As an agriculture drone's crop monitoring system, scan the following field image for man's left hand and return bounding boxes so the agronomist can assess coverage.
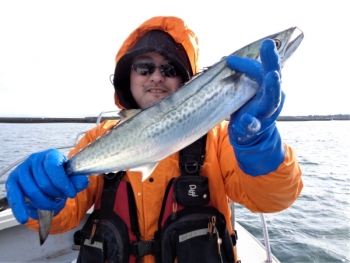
[226,39,285,176]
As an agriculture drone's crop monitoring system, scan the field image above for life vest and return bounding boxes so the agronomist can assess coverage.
[75,136,239,263]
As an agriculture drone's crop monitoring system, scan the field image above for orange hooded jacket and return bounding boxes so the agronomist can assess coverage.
[27,16,303,263]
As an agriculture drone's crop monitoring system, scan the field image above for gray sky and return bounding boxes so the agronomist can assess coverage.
[0,0,349,117]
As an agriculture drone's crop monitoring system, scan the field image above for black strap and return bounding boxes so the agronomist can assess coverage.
[126,182,141,240]
[101,171,125,212]
[179,135,207,176]
[231,230,238,246]
[130,239,160,257]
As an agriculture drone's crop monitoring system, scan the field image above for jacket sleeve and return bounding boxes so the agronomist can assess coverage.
[26,120,118,234]
[219,122,303,213]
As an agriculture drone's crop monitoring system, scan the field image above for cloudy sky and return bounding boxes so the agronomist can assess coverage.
[0,0,348,117]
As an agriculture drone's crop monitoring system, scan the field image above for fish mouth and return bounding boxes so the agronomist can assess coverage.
[280,27,304,64]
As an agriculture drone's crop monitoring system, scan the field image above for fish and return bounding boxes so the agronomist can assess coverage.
[65,27,304,180]
[10,27,304,245]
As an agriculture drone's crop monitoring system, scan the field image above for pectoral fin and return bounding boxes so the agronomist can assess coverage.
[129,162,159,182]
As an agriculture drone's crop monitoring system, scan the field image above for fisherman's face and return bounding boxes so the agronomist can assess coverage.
[130,52,183,109]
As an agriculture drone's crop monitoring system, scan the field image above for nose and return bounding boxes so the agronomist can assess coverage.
[149,67,165,83]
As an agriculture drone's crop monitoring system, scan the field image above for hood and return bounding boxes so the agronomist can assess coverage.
[113,16,199,109]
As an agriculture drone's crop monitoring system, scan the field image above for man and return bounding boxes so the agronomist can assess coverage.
[6,16,303,262]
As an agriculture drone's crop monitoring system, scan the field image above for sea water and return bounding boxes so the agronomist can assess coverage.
[0,121,349,262]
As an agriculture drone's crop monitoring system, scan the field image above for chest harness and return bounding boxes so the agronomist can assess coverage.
[75,135,239,263]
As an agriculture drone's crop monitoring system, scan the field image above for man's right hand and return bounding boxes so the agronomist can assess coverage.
[5,149,89,224]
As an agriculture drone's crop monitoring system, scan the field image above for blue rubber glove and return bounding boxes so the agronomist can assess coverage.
[226,39,285,176]
[5,149,89,224]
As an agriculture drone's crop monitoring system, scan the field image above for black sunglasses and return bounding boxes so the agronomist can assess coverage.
[132,61,179,78]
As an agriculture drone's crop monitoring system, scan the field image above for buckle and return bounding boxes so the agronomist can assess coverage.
[180,154,204,174]
[131,240,156,257]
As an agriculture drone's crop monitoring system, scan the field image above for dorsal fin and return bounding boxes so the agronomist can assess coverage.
[117,109,141,124]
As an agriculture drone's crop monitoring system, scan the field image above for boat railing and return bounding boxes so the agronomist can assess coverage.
[95,110,120,124]
[260,213,273,263]
[0,131,86,179]
[230,200,273,263]
[0,110,274,263]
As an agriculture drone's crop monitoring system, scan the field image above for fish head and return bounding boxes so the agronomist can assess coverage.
[229,27,304,65]
[265,27,304,67]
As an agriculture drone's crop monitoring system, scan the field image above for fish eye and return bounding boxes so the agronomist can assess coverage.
[273,39,282,49]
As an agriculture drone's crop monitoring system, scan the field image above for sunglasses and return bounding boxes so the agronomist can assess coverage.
[132,61,179,78]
